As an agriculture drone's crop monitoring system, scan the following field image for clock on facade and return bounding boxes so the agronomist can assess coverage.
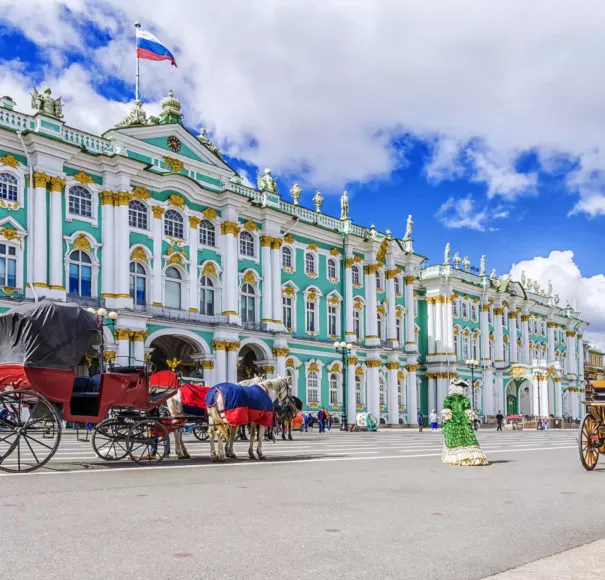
[167,135,181,153]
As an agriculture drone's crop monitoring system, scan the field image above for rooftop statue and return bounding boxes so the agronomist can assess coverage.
[547,280,553,296]
[257,168,278,194]
[31,87,63,119]
[444,242,451,264]
[367,224,378,241]
[462,255,470,272]
[198,128,223,159]
[116,100,150,128]
[521,270,526,286]
[403,214,413,241]
[290,182,301,205]
[490,269,497,280]
[340,190,349,219]
[453,251,461,269]
[480,255,486,276]
[313,190,324,213]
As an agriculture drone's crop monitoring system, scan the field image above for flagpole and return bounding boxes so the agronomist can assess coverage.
[134,21,141,102]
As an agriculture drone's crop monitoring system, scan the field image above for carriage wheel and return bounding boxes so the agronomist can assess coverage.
[579,413,600,471]
[192,425,209,441]
[0,390,61,473]
[92,419,131,461]
[127,419,170,465]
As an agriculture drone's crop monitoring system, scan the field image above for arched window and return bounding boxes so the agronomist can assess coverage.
[283,294,293,330]
[329,373,339,405]
[352,265,361,286]
[0,243,17,287]
[199,220,215,247]
[241,283,256,323]
[286,367,297,397]
[470,304,478,322]
[307,371,319,404]
[164,210,183,238]
[305,252,316,275]
[282,246,292,269]
[355,375,363,405]
[462,333,470,360]
[328,303,338,336]
[128,200,148,230]
[239,231,255,257]
[68,250,92,296]
[200,276,215,315]
[379,375,386,406]
[305,295,316,333]
[398,379,406,408]
[453,298,459,317]
[68,186,92,218]
[129,262,146,305]
[165,267,181,309]
[394,276,401,295]
[0,172,18,201]
[454,331,460,359]
[461,301,468,319]
[327,258,337,280]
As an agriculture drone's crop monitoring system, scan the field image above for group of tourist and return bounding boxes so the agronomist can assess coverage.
[303,408,333,433]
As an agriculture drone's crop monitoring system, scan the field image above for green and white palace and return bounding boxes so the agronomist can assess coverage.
[0,88,588,424]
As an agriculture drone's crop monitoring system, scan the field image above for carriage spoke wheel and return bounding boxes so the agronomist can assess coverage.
[192,425,209,441]
[0,390,61,473]
[127,419,170,465]
[92,419,131,461]
[579,413,600,471]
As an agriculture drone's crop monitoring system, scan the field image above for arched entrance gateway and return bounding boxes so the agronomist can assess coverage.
[145,330,210,380]
[236,340,274,382]
[505,377,533,416]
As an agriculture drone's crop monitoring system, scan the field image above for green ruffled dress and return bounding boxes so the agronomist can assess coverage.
[441,394,488,466]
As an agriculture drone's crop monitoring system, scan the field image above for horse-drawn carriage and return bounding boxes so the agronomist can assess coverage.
[579,380,605,471]
[0,301,210,473]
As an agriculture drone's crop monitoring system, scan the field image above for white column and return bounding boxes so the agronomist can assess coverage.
[480,304,490,364]
[345,259,354,340]
[578,334,585,381]
[555,379,563,418]
[260,236,273,323]
[366,360,380,418]
[386,270,397,343]
[133,331,145,365]
[273,347,288,378]
[547,322,556,364]
[427,298,435,355]
[364,264,378,343]
[202,361,215,387]
[100,191,115,299]
[491,373,502,416]
[48,177,66,294]
[188,217,200,311]
[483,368,494,413]
[434,298,443,354]
[114,192,132,308]
[115,329,131,366]
[152,207,164,306]
[494,307,504,363]
[445,295,454,355]
[404,275,416,352]
[509,313,518,363]
[428,374,436,413]
[387,361,399,425]
[213,341,227,384]
[521,314,530,365]
[406,364,418,425]
[226,343,238,383]
[347,359,357,424]
[32,172,49,292]
[436,375,448,411]
[271,238,282,324]
[220,221,240,321]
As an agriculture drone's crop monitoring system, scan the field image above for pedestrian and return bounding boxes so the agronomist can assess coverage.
[318,408,326,433]
[496,410,504,431]
[417,410,424,432]
[326,409,332,432]
[429,409,438,431]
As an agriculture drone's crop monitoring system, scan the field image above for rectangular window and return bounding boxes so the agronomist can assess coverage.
[355,377,362,405]
[329,377,338,405]
[283,297,292,330]
[396,318,402,343]
[354,310,361,340]
[306,301,316,333]
[0,244,17,288]
[328,305,337,336]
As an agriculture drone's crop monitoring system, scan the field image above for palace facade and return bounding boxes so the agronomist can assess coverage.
[0,89,588,423]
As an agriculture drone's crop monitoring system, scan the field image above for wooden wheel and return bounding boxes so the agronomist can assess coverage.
[92,419,131,461]
[579,413,601,471]
[127,418,170,465]
[0,390,62,473]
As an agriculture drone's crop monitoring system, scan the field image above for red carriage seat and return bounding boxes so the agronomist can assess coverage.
[149,370,178,392]
[180,383,210,416]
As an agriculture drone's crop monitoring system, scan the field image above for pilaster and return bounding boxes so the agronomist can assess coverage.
[212,340,227,384]
[48,175,66,299]
[365,357,381,418]
[220,219,241,324]
[386,358,399,425]
[151,206,165,307]
[509,311,519,363]
[188,216,200,312]
[260,235,273,324]
[364,262,379,346]
[32,172,50,294]
[404,274,417,353]
[270,237,283,328]
[406,363,419,425]
[344,257,355,341]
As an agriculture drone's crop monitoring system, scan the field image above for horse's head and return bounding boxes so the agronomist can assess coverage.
[263,375,292,403]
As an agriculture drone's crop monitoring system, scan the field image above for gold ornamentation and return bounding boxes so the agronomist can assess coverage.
[376,237,389,263]
[0,227,21,242]
[284,234,295,244]
[397,371,405,381]
[578,333,583,340]
[33,172,50,188]
[566,330,576,337]
[130,246,148,263]
[72,233,91,251]
[306,271,318,279]
[386,362,399,370]
[163,156,185,173]
[243,219,258,232]
[260,365,275,374]
[353,299,363,311]
[273,347,290,357]
[212,341,227,351]
[0,153,20,168]
[344,258,355,268]
[0,200,19,211]
[494,307,504,316]
[201,360,215,370]
[49,176,65,192]
[366,360,381,368]
[132,186,151,199]
[404,275,416,284]
[386,268,401,280]
[354,255,363,263]
[168,194,185,208]
[104,351,116,362]
[243,270,256,285]
[202,262,217,277]
[260,235,273,247]
[114,328,133,341]
[307,243,318,251]
[166,357,182,371]
[520,314,530,322]
[364,263,380,275]
[355,366,365,376]
[220,221,241,236]
[330,248,340,256]
[152,206,165,219]
[348,357,359,366]
[282,286,295,297]
[270,238,283,250]
[100,191,114,205]
[2,286,15,295]
[406,364,419,372]
[32,282,48,288]
[306,289,317,301]
[377,304,386,315]
[115,191,131,206]
[225,342,240,352]
[167,253,183,265]
[202,207,218,220]
[189,216,201,229]
[286,358,296,368]
[73,171,94,185]
[328,295,340,305]
[133,331,148,342]
[308,361,320,373]
[328,277,338,285]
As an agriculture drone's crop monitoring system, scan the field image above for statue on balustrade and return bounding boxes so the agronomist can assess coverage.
[257,168,278,194]
[31,87,63,119]
[340,190,349,219]
[403,214,413,241]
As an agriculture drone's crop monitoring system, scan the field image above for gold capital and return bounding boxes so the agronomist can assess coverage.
[404,275,416,284]
[365,360,381,368]
[212,340,227,351]
[220,221,241,236]
[100,191,115,205]
[115,191,131,206]
[272,347,290,357]
[406,364,419,372]
[33,172,50,188]
[189,215,201,229]
[386,361,399,370]
[152,206,166,219]
[225,342,240,352]
[260,235,273,248]
[271,238,283,250]
[201,360,215,370]
[49,176,65,192]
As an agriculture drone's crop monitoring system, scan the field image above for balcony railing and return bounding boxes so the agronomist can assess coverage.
[132,304,227,325]
[66,294,106,308]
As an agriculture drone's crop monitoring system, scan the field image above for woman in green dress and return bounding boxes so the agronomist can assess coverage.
[441,378,488,466]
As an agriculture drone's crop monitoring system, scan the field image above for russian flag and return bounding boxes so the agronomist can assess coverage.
[136,29,177,67]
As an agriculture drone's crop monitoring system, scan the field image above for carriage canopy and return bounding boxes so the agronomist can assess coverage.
[0,300,99,370]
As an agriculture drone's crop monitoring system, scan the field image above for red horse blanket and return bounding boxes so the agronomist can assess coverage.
[205,382,273,427]
[180,383,211,416]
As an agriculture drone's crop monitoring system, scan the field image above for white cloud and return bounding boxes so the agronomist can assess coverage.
[509,251,605,350]
[435,195,509,231]
[3,0,605,205]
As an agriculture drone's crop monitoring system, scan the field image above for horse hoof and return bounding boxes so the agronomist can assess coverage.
[248,452,256,460]
[211,455,218,463]
[258,454,267,461]
[288,436,293,441]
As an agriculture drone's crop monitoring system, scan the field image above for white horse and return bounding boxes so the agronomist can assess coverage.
[238,375,292,460]
[165,390,192,460]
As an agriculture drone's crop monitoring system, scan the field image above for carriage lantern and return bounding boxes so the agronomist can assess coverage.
[87,307,118,371]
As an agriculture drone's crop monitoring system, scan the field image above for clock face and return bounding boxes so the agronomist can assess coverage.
[167,136,181,153]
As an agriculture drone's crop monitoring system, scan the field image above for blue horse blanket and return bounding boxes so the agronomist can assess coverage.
[205,382,274,427]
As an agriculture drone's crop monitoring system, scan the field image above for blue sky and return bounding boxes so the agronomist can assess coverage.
[1,1,604,346]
